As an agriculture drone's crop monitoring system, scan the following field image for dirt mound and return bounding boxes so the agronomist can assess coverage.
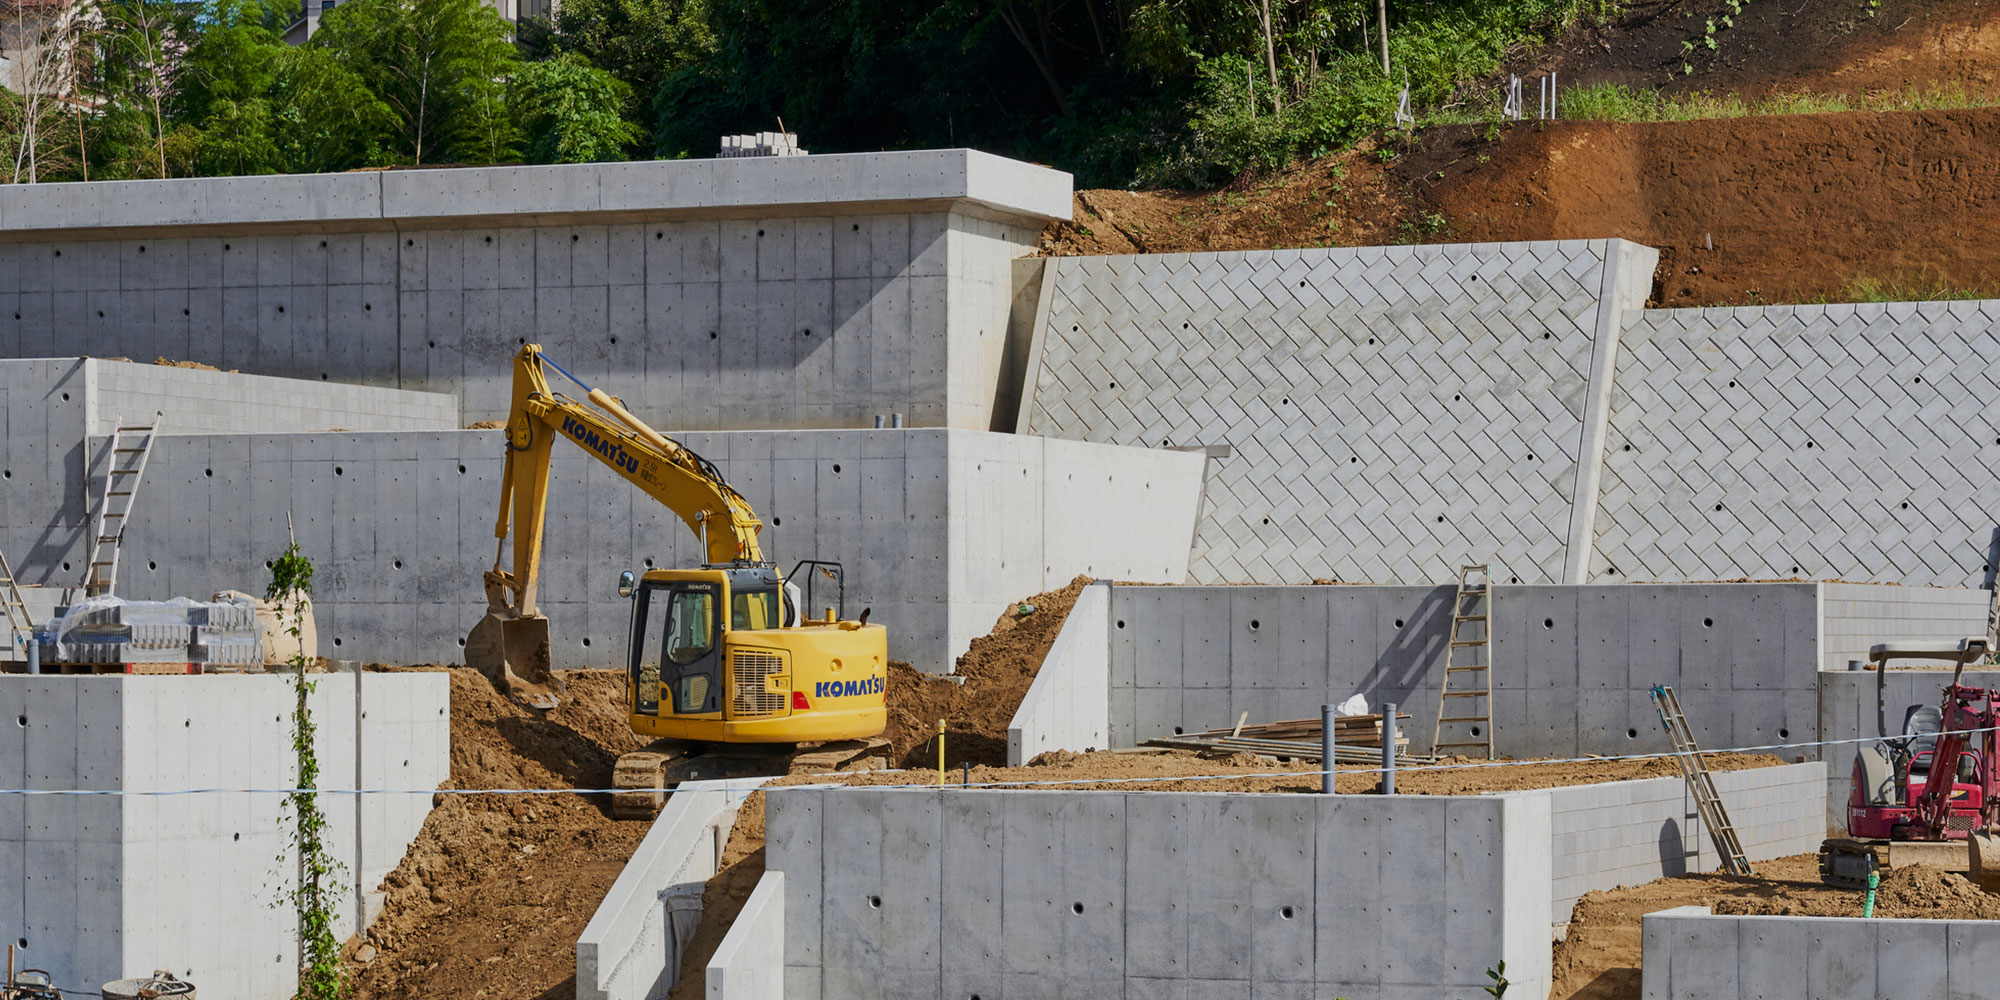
[1520,0,2000,100]
[349,667,648,1000]
[1552,853,2000,1000]
[882,575,1093,768]
[1038,146,1419,258]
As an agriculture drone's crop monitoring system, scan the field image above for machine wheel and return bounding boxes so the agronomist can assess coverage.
[612,752,671,820]
[1819,838,1884,889]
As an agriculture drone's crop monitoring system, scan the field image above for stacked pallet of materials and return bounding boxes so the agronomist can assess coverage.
[33,596,263,673]
[1141,712,1427,764]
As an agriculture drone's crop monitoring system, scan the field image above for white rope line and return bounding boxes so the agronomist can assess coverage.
[0,724,1984,797]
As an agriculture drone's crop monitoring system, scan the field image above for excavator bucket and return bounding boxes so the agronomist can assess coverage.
[1971,830,2000,893]
[466,608,564,710]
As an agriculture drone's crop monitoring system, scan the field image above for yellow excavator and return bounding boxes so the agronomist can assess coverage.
[467,344,888,816]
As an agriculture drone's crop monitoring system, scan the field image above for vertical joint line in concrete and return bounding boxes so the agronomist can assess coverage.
[1560,239,1633,585]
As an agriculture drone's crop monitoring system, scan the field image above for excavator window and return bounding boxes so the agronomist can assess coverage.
[629,581,721,716]
[733,587,781,631]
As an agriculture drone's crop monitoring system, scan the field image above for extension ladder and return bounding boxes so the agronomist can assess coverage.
[1649,684,1753,876]
[81,412,163,599]
[1433,564,1494,758]
[0,546,33,655]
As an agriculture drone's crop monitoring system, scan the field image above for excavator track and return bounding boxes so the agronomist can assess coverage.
[609,737,891,820]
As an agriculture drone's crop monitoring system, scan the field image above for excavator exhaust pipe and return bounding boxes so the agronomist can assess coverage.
[466,609,564,710]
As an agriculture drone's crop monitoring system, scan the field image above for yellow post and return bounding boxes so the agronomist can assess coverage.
[937,719,946,786]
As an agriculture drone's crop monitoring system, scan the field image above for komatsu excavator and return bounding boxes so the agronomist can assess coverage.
[467,345,888,817]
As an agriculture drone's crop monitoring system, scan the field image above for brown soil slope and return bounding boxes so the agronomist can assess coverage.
[1408,109,2000,303]
[350,668,648,1000]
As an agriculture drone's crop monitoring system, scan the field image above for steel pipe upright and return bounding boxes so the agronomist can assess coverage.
[1381,701,1397,795]
[1321,704,1336,794]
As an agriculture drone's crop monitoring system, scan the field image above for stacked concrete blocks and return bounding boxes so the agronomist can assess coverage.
[1640,906,2000,1000]
[765,786,1555,1000]
[1529,763,1826,926]
[1819,582,1990,670]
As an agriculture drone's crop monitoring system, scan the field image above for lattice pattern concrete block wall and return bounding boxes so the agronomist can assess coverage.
[1023,240,1656,585]
[1596,301,2000,588]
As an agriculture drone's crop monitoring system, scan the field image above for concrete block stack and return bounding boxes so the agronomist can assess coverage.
[34,595,263,671]
[717,132,807,157]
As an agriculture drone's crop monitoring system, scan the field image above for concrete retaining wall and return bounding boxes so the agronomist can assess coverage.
[1532,763,1826,926]
[1639,905,2000,999]
[765,786,1555,1000]
[1820,582,1989,670]
[4,407,1203,670]
[577,778,767,1000]
[0,153,1071,431]
[706,871,784,1000]
[0,671,448,1000]
[1106,582,1821,757]
[82,357,459,435]
[1005,581,1110,765]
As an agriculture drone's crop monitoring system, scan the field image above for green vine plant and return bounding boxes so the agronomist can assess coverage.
[266,540,346,1000]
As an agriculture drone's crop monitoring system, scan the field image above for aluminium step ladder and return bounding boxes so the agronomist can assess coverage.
[1649,684,1753,876]
[0,546,33,658]
[81,412,163,599]
[1433,564,1494,758]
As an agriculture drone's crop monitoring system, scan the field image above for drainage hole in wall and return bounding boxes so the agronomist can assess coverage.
[428,341,436,348]
[1703,618,1714,628]
[709,331,717,339]
[610,336,617,344]
[1249,620,1260,631]
[1108,382,1117,389]
[184,720,190,728]
[1780,728,1790,739]
[1367,338,1375,344]
[1542,618,1554,630]
[332,638,342,647]
[1471,726,1482,737]
[1436,515,1444,523]
[406,239,413,247]
[867,896,882,909]
[1806,441,1815,448]
[457,465,466,474]
[265,560,274,569]
[17,939,25,950]
[1627,728,1638,739]
[1071,902,1084,915]
[1350,457,1358,464]
[365,303,373,311]
[61,562,69,572]
[52,250,60,257]
[60,393,67,401]
[1281,397,1290,405]
[655,232,662,239]
[1728,380,1737,388]
[1279,906,1294,920]
[644,558,655,568]
[1298,280,1306,288]
[1116,620,1125,629]
[320,374,328,381]
[1172,727,1184,735]
[96,311,103,318]
[801,329,811,337]
[1453,395,1461,402]
[582,638,592,648]
[1262,518,1270,525]
[1902,502,1910,509]
[334,467,343,476]
[457,638,466,647]
[832,464,841,473]
[853,224,861,231]
[571,234,579,242]
[1791,566,1800,573]
[233,832,240,841]
[1393,618,1405,628]
[15,716,24,728]
[772,517,783,527]
[757,229,765,237]
[1915,376,1923,384]
[139,246,147,253]
[1623,444,1632,451]
[1714,504,1723,512]
[147,561,156,571]
[393,559,403,570]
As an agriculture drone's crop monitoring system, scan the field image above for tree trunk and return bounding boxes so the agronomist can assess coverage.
[1376,0,1390,75]
[997,3,1069,117]
[1257,0,1280,113]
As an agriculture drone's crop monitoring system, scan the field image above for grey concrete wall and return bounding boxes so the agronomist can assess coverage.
[1006,581,1110,765]
[0,154,1071,432]
[1106,582,1821,757]
[1640,906,2000,999]
[1533,763,1825,927]
[765,786,1554,1000]
[1820,581,1989,670]
[0,671,448,1000]
[4,427,1199,672]
[1020,239,1659,585]
[706,871,785,1000]
[1596,301,2000,589]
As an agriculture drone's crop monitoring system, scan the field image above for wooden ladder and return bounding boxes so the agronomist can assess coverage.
[1649,684,1753,876]
[82,412,163,599]
[0,546,33,657]
[1432,564,1494,758]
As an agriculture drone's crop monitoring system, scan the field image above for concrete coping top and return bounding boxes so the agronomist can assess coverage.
[0,149,1074,239]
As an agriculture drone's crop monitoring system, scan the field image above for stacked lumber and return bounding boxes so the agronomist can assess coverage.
[1143,712,1430,765]
[1186,713,1410,751]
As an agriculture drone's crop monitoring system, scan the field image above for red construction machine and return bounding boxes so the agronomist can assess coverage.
[1819,637,2000,888]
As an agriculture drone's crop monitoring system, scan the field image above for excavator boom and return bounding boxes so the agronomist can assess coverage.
[469,345,769,707]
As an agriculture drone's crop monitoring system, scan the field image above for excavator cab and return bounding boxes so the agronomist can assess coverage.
[623,565,886,744]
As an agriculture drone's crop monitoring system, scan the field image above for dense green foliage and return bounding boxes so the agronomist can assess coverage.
[0,0,1625,186]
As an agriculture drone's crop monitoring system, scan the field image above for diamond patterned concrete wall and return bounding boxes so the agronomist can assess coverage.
[1595,302,2000,588]
[1024,240,1653,584]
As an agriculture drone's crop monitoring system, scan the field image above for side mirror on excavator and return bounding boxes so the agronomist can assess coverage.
[618,570,636,598]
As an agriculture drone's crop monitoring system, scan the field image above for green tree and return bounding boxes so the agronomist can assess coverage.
[540,0,713,123]
[91,0,200,178]
[311,0,521,164]
[511,53,640,162]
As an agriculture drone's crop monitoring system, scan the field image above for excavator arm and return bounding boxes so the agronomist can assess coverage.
[469,344,768,706]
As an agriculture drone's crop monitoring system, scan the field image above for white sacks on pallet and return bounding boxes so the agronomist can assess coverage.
[35,595,267,669]
[213,589,318,667]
